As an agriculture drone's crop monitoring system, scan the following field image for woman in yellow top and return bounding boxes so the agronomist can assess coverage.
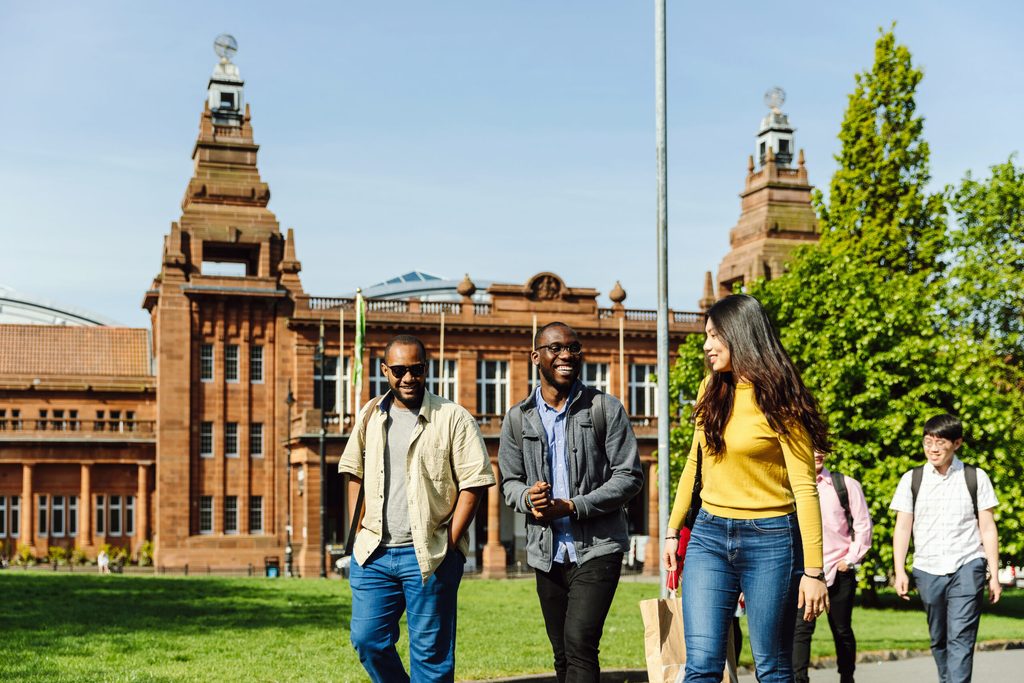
[664,294,830,683]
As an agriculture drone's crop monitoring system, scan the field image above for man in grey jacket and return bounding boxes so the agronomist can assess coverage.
[499,321,643,683]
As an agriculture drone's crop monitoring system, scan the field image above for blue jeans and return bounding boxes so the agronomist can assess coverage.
[349,545,465,683]
[682,509,803,682]
[913,557,987,683]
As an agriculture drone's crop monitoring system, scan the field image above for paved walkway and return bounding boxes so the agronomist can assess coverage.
[738,648,1024,682]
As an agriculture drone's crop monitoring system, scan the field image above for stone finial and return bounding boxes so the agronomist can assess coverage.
[456,273,477,298]
[766,145,776,163]
[609,280,627,304]
[747,155,755,174]
[281,227,302,274]
[699,271,716,311]
[798,148,805,168]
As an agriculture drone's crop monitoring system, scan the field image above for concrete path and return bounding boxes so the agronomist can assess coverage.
[738,648,1024,682]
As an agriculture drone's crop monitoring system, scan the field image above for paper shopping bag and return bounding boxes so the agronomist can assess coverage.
[639,593,686,683]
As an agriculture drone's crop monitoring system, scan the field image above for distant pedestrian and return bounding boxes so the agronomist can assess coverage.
[339,334,495,683]
[793,451,873,683]
[499,321,643,683]
[97,549,110,575]
[890,413,1001,683]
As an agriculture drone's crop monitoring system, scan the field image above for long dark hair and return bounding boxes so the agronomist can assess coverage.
[694,294,830,456]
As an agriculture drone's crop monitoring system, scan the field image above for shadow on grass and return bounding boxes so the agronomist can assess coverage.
[0,571,351,637]
[863,587,1024,619]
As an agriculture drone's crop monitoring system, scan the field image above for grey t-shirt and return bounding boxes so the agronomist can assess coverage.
[382,402,419,546]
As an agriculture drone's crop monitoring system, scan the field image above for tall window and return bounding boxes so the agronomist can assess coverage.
[249,496,263,534]
[249,423,263,458]
[0,408,6,431]
[52,409,65,431]
[68,496,78,537]
[200,344,214,382]
[200,422,214,458]
[95,495,105,535]
[224,496,238,534]
[427,359,458,400]
[52,495,65,537]
[583,362,610,392]
[199,496,213,535]
[369,356,389,399]
[313,355,338,411]
[0,496,6,537]
[225,345,239,382]
[38,495,48,536]
[477,360,509,415]
[629,363,658,417]
[125,496,135,536]
[9,496,18,537]
[250,345,264,383]
[225,423,239,457]
[38,409,47,431]
[109,495,122,536]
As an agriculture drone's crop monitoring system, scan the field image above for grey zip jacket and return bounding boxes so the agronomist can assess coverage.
[498,384,643,573]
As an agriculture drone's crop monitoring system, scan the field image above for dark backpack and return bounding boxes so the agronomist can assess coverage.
[830,471,857,542]
[910,463,979,519]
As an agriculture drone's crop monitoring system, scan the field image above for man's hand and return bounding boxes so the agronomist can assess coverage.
[988,574,1002,604]
[532,498,574,522]
[894,569,911,601]
[527,481,552,519]
[837,560,851,573]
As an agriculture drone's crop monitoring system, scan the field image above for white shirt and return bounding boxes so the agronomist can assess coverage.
[890,457,997,575]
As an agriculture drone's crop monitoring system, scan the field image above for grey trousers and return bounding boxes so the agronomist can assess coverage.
[913,557,986,683]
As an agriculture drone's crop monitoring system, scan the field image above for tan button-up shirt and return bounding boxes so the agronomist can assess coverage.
[339,390,495,582]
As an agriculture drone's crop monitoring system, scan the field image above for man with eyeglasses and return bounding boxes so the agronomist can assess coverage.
[890,413,1001,683]
[339,334,495,683]
[498,321,643,683]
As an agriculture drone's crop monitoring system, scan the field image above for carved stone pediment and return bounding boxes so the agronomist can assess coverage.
[526,272,565,301]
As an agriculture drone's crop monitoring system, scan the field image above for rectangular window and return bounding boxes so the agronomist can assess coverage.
[125,410,135,432]
[109,410,121,432]
[369,356,389,399]
[250,345,264,383]
[427,359,458,400]
[52,409,65,431]
[583,362,610,393]
[224,496,238,534]
[629,363,658,417]
[125,496,134,536]
[95,495,105,535]
[109,495,122,536]
[199,496,213,535]
[0,408,6,430]
[0,496,6,537]
[225,422,239,457]
[69,409,79,431]
[200,344,214,382]
[225,345,239,382]
[477,360,509,415]
[249,423,263,458]
[52,495,65,537]
[38,409,47,431]
[95,410,105,431]
[68,496,77,537]
[200,422,214,458]
[249,496,263,534]
[10,495,18,537]
[313,355,338,412]
[11,408,20,431]
[38,494,48,536]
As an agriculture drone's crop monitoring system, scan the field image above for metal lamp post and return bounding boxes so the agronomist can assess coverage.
[284,383,295,577]
[316,320,327,578]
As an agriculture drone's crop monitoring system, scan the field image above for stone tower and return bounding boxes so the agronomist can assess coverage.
[143,36,303,568]
[715,88,819,297]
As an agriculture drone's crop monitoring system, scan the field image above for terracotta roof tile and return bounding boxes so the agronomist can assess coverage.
[0,325,152,377]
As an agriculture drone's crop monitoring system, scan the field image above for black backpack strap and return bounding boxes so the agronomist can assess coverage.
[344,395,386,555]
[964,464,979,520]
[910,465,924,512]
[831,471,856,542]
[588,387,607,446]
[508,403,525,452]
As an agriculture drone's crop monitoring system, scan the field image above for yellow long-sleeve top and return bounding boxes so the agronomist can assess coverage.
[668,381,823,568]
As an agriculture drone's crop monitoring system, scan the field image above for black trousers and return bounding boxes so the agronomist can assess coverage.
[534,552,623,683]
[793,569,857,683]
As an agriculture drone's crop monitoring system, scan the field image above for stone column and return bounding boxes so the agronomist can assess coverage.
[137,464,149,549]
[644,461,660,575]
[78,464,92,548]
[20,464,33,549]
[481,460,506,577]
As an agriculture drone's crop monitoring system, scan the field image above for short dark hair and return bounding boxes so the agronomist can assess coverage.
[923,414,963,441]
[384,335,426,363]
[533,321,576,348]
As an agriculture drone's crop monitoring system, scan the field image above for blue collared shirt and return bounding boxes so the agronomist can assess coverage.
[535,384,578,564]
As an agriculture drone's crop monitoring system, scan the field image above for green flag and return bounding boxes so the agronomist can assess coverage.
[353,289,366,412]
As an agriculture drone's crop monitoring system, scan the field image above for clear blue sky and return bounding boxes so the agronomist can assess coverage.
[1,1,1021,327]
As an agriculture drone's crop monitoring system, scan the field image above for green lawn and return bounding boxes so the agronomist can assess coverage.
[0,571,1021,682]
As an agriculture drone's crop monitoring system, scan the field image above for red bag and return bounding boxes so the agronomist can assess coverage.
[665,527,691,592]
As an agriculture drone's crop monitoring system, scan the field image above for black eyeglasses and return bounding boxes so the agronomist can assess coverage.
[385,363,426,378]
[535,342,583,356]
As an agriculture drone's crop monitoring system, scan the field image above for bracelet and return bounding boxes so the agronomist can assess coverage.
[665,535,680,540]
[525,494,535,510]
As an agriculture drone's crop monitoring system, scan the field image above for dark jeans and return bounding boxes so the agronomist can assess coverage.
[913,557,987,683]
[535,552,623,683]
[793,569,857,683]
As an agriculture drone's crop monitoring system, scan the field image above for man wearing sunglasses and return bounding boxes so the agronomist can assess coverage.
[498,322,643,683]
[340,334,494,683]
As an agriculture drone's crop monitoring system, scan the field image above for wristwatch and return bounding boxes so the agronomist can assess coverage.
[804,570,827,582]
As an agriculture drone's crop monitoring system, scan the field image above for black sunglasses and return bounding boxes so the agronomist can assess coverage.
[535,342,583,357]
[385,363,426,378]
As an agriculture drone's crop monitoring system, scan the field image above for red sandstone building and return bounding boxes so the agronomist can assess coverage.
[0,47,817,577]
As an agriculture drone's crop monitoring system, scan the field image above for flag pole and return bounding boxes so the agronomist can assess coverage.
[655,0,671,598]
